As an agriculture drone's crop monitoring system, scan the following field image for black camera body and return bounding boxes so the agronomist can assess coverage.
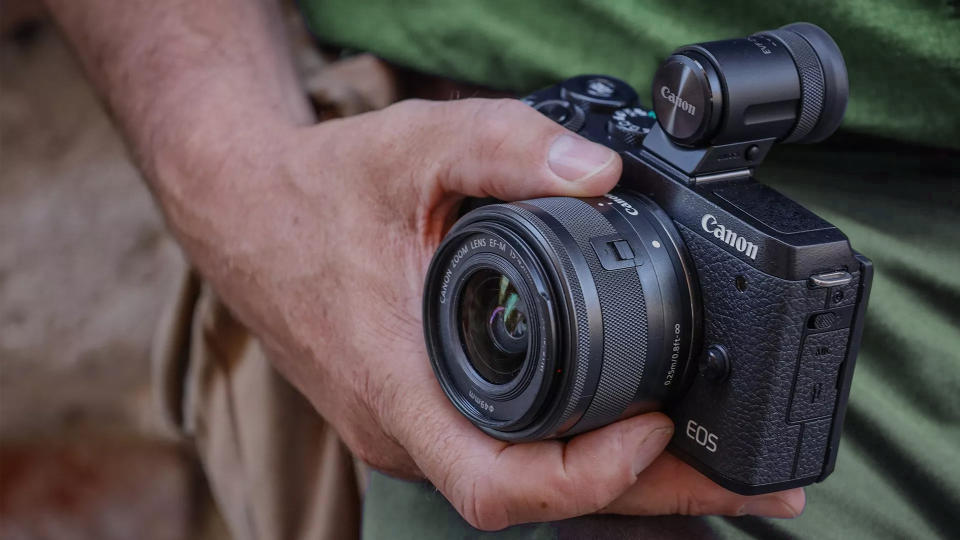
[423,23,872,494]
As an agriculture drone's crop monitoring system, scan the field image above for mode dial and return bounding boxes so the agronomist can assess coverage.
[607,106,657,146]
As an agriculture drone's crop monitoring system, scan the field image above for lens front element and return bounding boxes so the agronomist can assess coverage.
[459,270,530,385]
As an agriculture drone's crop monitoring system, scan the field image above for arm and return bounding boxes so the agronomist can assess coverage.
[44,0,317,355]
[45,0,803,529]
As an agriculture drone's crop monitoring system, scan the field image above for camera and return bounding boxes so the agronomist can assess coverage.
[422,22,873,494]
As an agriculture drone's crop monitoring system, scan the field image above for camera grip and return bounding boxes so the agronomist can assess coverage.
[667,223,861,493]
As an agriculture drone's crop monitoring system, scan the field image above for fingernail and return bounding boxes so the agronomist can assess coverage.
[739,496,802,518]
[632,425,674,475]
[548,134,616,182]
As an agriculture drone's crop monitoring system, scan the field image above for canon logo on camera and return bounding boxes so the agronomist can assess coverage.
[660,86,697,116]
[604,193,639,215]
[701,214,759,260]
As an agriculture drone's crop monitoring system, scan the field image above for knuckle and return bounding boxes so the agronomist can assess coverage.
[453,475,510,531]
[364,369,397,427]
[381,99,440,142]
[553,475,608,517]
[470,99,526,153]
[583,483,614,515]
[674,489,708,516]
[550,437,632,515]
[541,466,583,511]
[484,97,532,118]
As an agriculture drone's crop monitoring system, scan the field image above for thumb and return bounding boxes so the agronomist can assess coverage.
[411,98,622,201]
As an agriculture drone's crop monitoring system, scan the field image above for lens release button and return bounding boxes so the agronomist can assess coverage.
[698,345,730,382]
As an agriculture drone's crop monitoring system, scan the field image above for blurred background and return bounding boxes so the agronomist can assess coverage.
[1,1,226,538]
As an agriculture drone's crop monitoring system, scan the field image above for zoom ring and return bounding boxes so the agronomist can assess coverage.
[513,198,649,435]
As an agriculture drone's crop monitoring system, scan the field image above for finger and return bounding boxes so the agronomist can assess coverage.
[392,98,622,201]
[603,452,806,518]
[392,396,673,531]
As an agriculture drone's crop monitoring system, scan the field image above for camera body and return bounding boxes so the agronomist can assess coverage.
[423,24,872,495]
[523,73,871,493]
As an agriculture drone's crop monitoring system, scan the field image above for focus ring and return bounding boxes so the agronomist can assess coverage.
[514,198,649,435]
[762,28,825,143]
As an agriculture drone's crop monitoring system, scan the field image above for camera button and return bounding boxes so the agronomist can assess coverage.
[809,312,838,330]
[560,75,638,111]
[533,99,586,132]
[590,234,641,270]
[612,240,634,261]
[698,345,730,382]
[809,271,853,288]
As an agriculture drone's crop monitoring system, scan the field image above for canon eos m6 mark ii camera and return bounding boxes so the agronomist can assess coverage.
[422,23,872,494]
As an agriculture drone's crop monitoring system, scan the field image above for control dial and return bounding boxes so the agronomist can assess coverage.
[607,106,657,146]
[533,99,586,132]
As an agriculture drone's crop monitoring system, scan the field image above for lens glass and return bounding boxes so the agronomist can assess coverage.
[459,269,530,385]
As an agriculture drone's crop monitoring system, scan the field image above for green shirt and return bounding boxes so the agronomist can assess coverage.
[302,0,960,150]
[300,2,960,539]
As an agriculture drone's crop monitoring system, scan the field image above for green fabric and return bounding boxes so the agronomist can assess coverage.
[301,0,960,150]
[297,2,960,538]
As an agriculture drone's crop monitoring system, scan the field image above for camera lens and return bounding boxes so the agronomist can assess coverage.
[652,22,848,146]
[423,195,701,441]
[459,270,529,385]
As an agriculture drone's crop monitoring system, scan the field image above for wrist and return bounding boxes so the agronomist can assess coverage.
[138,99,302,191]
[145,115,301,260]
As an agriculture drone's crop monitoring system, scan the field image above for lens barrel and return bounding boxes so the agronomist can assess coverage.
[423,195,701,441]
[651,22,848,146]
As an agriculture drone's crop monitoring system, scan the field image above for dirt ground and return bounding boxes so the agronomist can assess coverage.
[0,11,224,540]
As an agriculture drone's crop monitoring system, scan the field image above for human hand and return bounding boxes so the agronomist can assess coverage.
[180,98,805,530]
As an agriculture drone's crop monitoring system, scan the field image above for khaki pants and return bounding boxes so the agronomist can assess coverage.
[153,266,362,540]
